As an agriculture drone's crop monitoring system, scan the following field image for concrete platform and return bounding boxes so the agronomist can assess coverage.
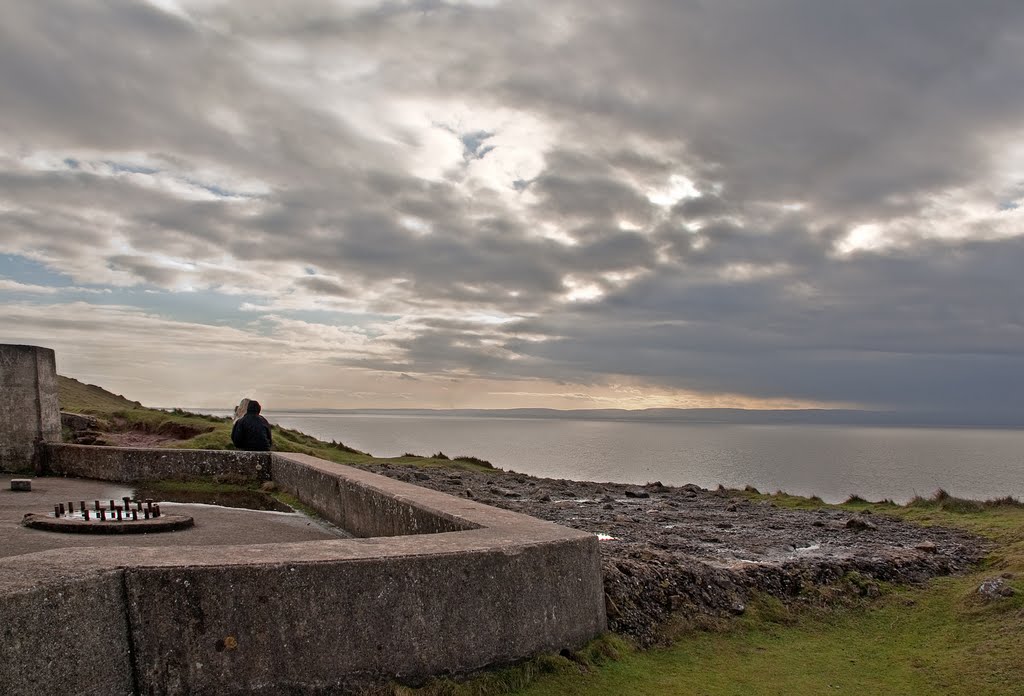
[0,476,346,559]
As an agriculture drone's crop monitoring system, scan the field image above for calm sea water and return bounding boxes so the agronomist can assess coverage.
[211,411,1024,504]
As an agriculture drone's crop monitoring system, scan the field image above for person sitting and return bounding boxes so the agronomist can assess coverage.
[231,399,272,451]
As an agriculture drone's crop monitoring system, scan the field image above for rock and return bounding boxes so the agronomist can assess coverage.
[603,503,615,510]
[978,577,1016,600]
[10,479,31,492]
[914,541,938,554]
[413,471,430,480]
[600,494,616,503]
[60,411,103,431]
[726,504,739,512]
[845,517,878,531]
[646,481,671,493]
[812,520,826,527]
[624,489,651,499]
[464,488,475,498]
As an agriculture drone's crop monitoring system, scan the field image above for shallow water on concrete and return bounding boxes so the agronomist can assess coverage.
[132,486,293,512]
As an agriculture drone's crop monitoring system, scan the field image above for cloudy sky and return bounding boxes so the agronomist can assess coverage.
[2,1,1023,418]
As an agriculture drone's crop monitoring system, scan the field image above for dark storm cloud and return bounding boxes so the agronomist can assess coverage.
[3,0,1024,417]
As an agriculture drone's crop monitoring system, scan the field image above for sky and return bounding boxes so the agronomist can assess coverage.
[2,1,1024,418]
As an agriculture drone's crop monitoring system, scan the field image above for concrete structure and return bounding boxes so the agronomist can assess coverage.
[0,345,606,695]
[43,442,271,482]
[0,345,60,473]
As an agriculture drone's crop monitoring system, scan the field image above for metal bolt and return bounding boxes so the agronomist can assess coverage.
[116,508,123,521]
[143,510,150,519]
[131,509,138,521]
[69,501,75,513]
[94,500,100,512]
[54,505,61,518]
[99,509,106,521]
[59,503,65,516]
[153,504,161,518]
[83,509,90,521]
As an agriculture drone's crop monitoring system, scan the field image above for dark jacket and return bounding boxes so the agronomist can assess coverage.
[231,400,272,451]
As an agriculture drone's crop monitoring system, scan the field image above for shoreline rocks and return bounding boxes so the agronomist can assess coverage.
[368,464,986,646]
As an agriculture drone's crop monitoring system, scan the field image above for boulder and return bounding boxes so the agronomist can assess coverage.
[845,517,878,531]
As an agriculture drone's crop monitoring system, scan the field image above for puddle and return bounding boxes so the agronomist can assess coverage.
[132,487,293,513]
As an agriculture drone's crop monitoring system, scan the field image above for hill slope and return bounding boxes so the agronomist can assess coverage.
[57,375,143,413]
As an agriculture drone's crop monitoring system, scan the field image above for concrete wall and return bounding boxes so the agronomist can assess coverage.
[41,443,272,482]
[0,345,60,473]
[0,452,607,695]
[272,452,479,536]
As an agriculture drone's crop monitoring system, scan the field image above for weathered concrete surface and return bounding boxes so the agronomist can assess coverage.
[0,458,607,694]
[125,537,601,694]
[0,570,133,696]
[0,345,60,473]
[41,443,271,482]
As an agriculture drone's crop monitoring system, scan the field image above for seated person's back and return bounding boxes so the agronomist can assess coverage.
[231,399,272,451]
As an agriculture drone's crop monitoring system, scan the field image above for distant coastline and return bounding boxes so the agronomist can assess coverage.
[184,406,1023,429]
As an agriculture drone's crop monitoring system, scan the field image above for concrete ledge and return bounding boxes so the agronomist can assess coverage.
[0,450,606,695]
[272,453,481,536]
[41,443,271,482]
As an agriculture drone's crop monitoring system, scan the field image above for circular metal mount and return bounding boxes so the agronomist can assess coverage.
[22,512,194,535]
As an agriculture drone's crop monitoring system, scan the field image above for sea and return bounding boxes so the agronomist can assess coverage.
[205,411,1024,504]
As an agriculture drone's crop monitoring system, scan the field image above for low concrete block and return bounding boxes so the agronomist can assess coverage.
[9,479,31,492]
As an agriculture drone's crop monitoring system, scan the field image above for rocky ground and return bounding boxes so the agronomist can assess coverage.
[366,464,986,646]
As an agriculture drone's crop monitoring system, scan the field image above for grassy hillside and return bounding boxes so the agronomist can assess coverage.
[57,375,143,412]
[56,375,495,471]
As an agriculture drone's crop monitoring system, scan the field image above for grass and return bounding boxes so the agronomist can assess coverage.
[57,375,143,412]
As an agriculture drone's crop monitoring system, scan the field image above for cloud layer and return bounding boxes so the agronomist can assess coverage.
[2,0,1023,417]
